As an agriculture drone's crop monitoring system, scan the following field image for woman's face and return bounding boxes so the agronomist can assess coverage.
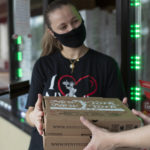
[49,5,82,34]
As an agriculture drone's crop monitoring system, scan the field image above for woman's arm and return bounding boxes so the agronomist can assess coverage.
[25,94,44,135]
[114,124,150,149]
[80,116,150,150]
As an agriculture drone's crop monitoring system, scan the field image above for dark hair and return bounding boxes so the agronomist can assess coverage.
[41,0,77,56]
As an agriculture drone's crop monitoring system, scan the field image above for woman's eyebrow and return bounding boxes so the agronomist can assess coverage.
[71,16,78,20]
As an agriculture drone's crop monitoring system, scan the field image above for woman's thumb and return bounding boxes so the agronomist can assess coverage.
[35,94,43,110]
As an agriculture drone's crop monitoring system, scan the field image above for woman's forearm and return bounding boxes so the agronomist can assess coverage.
[114,125,150,149]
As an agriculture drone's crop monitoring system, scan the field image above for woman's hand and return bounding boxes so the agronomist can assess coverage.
[132,109,150,125]
[80,116,116,150]
[29,94,44,135]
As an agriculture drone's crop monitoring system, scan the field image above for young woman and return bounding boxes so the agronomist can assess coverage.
[80,109,150,150]
[25,0,126,150]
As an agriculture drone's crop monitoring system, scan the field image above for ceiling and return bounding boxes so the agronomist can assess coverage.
[0,0,115,23]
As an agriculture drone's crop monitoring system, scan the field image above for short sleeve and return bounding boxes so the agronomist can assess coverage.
[25,59,46,109]
[103,58,126,100]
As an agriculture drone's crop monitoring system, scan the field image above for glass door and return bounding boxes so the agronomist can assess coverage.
[128,0,150,114]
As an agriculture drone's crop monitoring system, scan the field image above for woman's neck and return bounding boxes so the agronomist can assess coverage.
[61,45,89,60]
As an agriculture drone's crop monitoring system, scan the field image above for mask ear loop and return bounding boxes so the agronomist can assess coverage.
[48,25,57,39]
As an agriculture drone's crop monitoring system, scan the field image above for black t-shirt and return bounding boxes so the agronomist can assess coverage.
[26,49,126,150]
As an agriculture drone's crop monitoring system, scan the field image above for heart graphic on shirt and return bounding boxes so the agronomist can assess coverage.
[58,75,98,97]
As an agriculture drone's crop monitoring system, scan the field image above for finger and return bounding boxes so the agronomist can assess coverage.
[37,111,44,117]
[122,97,128,105]
[37,128,43,136]
[132,109,140,115]
[37,116,42,122]
[35,94,43,110]
[37,121,43,135]
[80,116,97,133]
[132,109,150,122]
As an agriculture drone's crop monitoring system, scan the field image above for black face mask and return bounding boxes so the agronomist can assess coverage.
[52,20,86,48]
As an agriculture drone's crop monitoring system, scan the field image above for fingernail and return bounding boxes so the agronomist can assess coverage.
[81,116,85,121]
[80,116,83,119]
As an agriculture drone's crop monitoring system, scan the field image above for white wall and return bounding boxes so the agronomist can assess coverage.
[0,23,9,68]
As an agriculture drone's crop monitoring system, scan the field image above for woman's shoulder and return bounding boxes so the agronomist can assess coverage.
[89,49,119,72]
[32,51,59,74]
[89,48,116,63]
[35,51,59,65]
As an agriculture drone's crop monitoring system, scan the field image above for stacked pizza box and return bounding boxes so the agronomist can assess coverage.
[42,96,141,150]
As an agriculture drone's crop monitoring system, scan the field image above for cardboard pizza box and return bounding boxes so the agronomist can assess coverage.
[43,135,140,150]
[42,96,141,136]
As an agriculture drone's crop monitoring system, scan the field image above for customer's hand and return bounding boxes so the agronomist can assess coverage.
[132,109,150,125]
[80,116,116,150]
[29,94,44,135]
[122,97,128,107]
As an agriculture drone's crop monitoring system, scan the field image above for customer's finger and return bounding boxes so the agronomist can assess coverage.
[80,116,98,133]
[132,109,150,124]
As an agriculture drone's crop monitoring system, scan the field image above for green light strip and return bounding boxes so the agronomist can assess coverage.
[20,118,25,123]
[131,92,141,96]
[130,87,141,90]
[130,56,141,59]
[130,66,141,70]
[130,24,141,39]
[17,68,22,78]
[130,35,141,38]
[130,0,140,1]
[130,3,141,6]
[130,0,141,6]
[17,52,22,61]
[130,61,141,64]
[130,24,140,28]
[130,30,140,33]
[16,36,22,45]
[130,86,141,101]
[130,56,141,70]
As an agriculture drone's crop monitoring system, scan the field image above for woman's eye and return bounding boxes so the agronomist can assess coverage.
[73,20,79,24]
[60,26,67,30]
